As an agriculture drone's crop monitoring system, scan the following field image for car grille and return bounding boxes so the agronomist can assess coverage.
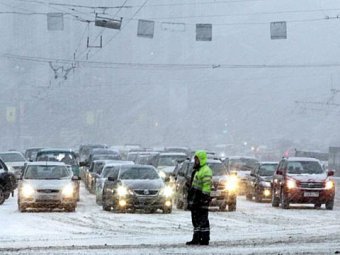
[134,190,159,196]
[37,189,60,193]
[213,182,224,191]
[299,182,323,189]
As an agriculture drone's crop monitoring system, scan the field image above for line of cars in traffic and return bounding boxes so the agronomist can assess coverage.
[0,144,336,212]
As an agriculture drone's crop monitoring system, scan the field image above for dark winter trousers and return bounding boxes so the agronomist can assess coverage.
[191,207,210,242]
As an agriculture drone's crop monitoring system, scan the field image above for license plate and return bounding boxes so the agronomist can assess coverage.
[210,191,221,197]
[39,195,58,200]
[304,192,319,197]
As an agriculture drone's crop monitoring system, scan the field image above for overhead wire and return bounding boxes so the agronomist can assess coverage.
[5,53,340,70]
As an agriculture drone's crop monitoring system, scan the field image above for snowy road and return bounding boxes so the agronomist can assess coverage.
[0,180,339,255]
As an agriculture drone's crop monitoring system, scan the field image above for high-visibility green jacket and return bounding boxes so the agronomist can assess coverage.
[192,150,212,195]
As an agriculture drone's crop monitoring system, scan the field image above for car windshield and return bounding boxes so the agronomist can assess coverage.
[119,167,159,180]
[24,165,71,179]
[102,166,117,178]
[158,155,187,166]
[36,152,77,165]
[287,161,324,174]
[0,153,26,162]
[258,164,277,176]
[229,158,259,171]
[208,162,228,176]
[287,161,324,175]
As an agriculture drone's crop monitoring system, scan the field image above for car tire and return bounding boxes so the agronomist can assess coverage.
[0,185,5,205]
[271,190,279,207]
[228,201,236,212]
[325,199,334,210]
[246,193,252,201]
[163,207,172,214]
[219,201,227,211]
[280,191,289,209]
[102,194,111,211]
[18,204,26,212]
[176,197,183,209]
[66,205,76,212]
[255,193,262,203]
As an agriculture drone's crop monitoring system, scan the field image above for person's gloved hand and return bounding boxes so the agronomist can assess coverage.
[201,193,211,206]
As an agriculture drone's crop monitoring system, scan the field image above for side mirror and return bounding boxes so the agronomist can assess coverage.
[108,176,115,182]
[72,176,80,181]
[276,170,283,175]
[327,170,334,177]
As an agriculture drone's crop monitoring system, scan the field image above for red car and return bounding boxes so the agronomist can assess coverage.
[271,157,335,210]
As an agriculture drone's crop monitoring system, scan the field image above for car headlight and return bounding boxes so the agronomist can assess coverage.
[117,186,128,196]
[225,176,238,192]
[260,181,271,188]
[286,179,297,189]
[263,189,271,197]
[161,186,174,198]
[325,180,334,190]
[159,171,166,179]
[62,184,74,198]
[21,184,35,198]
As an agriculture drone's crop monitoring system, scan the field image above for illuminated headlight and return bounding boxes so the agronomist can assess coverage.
[165,200,172,207]
[325,181,334,190]
[21,184,35,198]
[119,199,127,207]
[117,186,128,197]
[161,186,174,198]
[225,176,238,192]
[62,184,74,198]
[286,180,297,189]
[260,181,271,188]
[159,171,166,179]
[263,189,271,197]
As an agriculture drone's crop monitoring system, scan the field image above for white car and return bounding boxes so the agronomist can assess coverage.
[0,151,27,179]
[18,162,80,212]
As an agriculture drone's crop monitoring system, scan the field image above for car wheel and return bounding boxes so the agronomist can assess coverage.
[0,185,5,205]
[271,189,279,207]
[228,201,236,212]
[18,203,26,213]
[102,194,111,211]
[255,193,262,203]
[325,199,334,210]
[245,193,252,201]
[66,206,76,212]
[280,191,289,209]
[219,201,227,211]
[163,207,172,214]
[176,198,183,209]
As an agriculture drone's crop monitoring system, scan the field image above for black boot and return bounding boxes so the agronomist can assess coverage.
[200,231,210,245]
[186,232,200,245]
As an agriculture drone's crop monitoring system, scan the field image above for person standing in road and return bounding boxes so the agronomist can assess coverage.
[186,150,213,245]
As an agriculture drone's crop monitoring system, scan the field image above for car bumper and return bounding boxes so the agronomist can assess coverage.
[209,190,237,205]
[286,189,335,204]
[115,195,171,210]
[257,187,272,200]
[19,199,76,208]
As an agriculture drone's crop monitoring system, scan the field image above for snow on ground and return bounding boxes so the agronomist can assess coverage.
[0,180,339,255]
